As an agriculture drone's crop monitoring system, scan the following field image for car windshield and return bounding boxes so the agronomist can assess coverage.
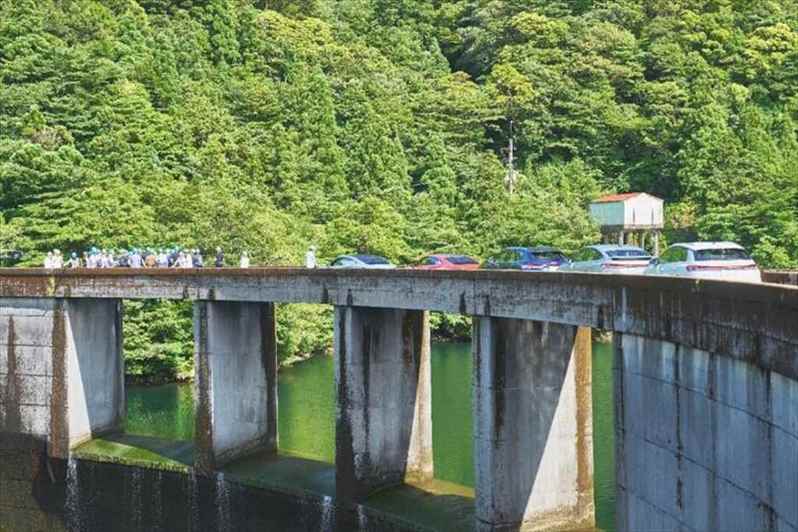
[694,248,751,261]
[607,249,651,260]
[530,251,565,261]
[356,255,390,265]
[448,256,478,265]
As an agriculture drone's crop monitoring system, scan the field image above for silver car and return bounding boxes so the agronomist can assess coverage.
[329,254,396,269]
[645,242,761,282]
[559,245,652,274]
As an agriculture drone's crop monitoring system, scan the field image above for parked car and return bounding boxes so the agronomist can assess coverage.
[483,246,569,271]
[645,242,761,282]
[329,255,396,269]
[416,254,480,271]
[559,245,651,274]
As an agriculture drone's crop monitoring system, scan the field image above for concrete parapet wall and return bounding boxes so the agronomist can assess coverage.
[193,301,277,473]
[473,319,594,531]
[0,269,794,382]
[615,333,798,532]
[763,270,798,286]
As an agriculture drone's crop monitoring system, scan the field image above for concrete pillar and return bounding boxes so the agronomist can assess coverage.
[334,307,433,504]
[473,319,594,532]
[61,299,125,456]
[194,301,277,473]
[0,298,124,459]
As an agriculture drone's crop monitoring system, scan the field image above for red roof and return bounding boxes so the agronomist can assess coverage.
[592,192,644,203]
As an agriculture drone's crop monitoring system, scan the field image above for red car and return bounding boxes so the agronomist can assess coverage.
[416,254,481,271]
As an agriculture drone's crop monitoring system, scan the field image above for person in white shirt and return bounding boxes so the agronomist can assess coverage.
[305,246,317,269]
[129,249,143,268]
[155,249,166,268]
[239,251,250,268]
[44,251,54,269]
[52,250,64,269]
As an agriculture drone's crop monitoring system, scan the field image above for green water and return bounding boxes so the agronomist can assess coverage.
[123,341,615,530]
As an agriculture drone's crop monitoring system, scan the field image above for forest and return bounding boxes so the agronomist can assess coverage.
[2,0,798,380]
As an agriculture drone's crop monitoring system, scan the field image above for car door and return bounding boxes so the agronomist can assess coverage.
[587,249,606,272]
[568,248,595,271]
[658,247,686,276]
[494,249,515,269]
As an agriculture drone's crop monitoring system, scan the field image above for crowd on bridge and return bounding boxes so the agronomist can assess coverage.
[42,247,253,269]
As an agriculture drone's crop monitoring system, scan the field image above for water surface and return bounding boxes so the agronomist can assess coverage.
[123,341,615,530]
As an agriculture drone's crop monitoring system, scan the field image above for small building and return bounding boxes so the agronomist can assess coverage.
[589,193,664,253]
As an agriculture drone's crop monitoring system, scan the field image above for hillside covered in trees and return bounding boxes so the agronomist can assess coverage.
[2,0,798,379]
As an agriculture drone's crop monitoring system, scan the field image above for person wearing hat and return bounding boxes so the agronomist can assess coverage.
[305,245,317,269]
[67,252,81,268]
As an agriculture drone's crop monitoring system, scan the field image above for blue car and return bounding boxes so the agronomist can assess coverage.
[483,246,570,271]
[329,254,396,269]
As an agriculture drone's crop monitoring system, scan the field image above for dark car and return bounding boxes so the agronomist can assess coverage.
[483,246,569,271]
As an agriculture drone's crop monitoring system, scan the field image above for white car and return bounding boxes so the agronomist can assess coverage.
[644,242,761,282]
[559,245,652,274]
[329,254,396,269]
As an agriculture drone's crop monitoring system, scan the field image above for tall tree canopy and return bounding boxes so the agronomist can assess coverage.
[2,0,798,376]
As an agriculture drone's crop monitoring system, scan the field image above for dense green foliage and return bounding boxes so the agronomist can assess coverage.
[2,0,798,379]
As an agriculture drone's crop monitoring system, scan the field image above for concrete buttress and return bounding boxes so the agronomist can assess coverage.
[334,306,433,504]
[473,319,594,532]
[193,301,277,473]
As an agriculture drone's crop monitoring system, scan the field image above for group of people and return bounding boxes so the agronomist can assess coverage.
[43,247,252,269]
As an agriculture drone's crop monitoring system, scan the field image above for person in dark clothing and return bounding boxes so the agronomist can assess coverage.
[192,249,204,268]
[215,247,225,268]
[168,248,179,268]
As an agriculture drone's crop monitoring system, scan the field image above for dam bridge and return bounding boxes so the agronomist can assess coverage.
[1,269,797,531]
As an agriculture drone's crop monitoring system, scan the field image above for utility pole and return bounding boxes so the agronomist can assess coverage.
[504,119,517,195]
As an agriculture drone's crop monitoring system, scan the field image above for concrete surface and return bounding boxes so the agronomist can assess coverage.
[0,270,797,531]
[0,298,123,459]
[64,299,125,451]
[0,298,59,439]
[0,269,795,383]
[334,306,433,504]
[473,319,593,531]
[615,333,798,532]
[193,301,277,473]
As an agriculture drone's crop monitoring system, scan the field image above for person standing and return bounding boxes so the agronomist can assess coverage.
[305,245,317,269]
[67,252,81,268]
[44,251,54,269]
[239,251,250,268]
[192,249,204,268]
[53,250,64,269]
[214,247,225,268]
[144,250,157,268]
[129,249,143,268]
[157,249,169,268]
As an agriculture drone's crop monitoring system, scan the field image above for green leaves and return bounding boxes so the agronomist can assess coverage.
[2,0,798,381]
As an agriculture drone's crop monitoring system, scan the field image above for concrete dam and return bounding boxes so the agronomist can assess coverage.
[0,269,797,531]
